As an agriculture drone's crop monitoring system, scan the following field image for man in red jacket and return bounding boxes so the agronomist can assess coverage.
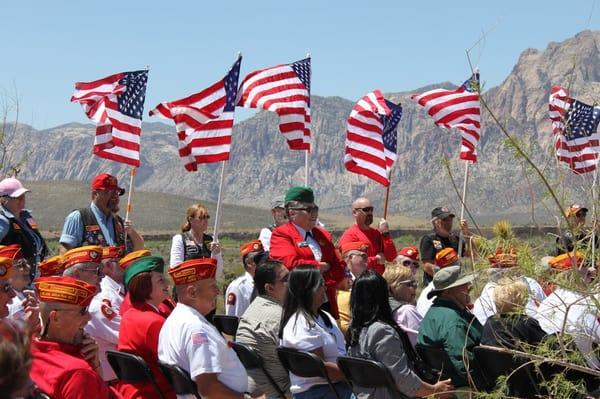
[337,197,397,275]
[270,186,345,319]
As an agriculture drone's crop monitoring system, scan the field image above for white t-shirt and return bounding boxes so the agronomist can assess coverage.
[472,276,547,325]
[416,282,435,317]
[535,288,600,369]
[158,303,248,398]
[225,272,254,317]
[281,311,345,394]
[169,234,224,279]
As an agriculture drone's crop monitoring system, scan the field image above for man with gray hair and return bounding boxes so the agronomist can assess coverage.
[62,245,104,293]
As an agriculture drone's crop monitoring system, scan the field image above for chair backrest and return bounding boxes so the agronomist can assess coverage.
[277,347,341,399]
[232,342,287,398]
[106,350,155,382]
[231,341,263,369]
[415,344,457,381]
[276,346,328,379]
[158,361,201,398]
[337,356,411,399]
[213,315,239,337]
[473,346,541,397]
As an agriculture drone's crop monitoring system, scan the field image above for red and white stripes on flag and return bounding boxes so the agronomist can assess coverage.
[411,73,481,162]
[149,57,242,171]
[237,58,311,150]
[549,86,600,174]
[71,70,148,167]
[344,90,400,187]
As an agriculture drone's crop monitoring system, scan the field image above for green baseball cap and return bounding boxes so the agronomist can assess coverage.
[427,265,474,299]
[284,186,314,204]
[123,256,165,289]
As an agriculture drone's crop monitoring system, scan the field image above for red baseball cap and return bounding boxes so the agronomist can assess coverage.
[91,173,125,196]
[398,246,419,261]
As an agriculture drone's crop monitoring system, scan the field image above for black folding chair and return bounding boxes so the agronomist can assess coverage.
[337,355,411,399]
[415,344,458,382]
[158,361,202,399]
[231,342,287,398]
[474,346,542,398]
[106,350,165,399]
[277,346,342,399]
[213,315,239,337]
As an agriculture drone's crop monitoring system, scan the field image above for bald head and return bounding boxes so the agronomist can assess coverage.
[352,197,374,228]
[175,278,220,316]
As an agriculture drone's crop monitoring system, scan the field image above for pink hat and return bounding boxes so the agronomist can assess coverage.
[0,178,30,198]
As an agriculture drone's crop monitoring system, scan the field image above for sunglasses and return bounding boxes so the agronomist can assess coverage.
[54,306,89,316]
[192,215,211,220]
[344,269,353,278]
[294,206,319,214]
[354,206,374,213]
[277,274,290,284]
[1,282,13,293]
[402,260,420,268]
[80,265,103,276]
[398,279,418,289]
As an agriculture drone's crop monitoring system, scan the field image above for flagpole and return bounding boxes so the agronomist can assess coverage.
[305,52,311,187]
[212,161,227,242]
[383,185,391,220]
[457,161,470,256]
[591,166,598,266]
[123,166,136,247]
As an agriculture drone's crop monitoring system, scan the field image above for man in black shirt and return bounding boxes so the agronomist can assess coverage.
[419,207,470,285]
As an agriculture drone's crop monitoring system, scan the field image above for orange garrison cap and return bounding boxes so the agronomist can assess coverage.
[548,251,584,270]
[119,249,151,270]
[435,248,460,268]
[169,258,217,285]
[0,245,23,261]
[38,255,65,277]
[340,241,369,255]
[102,246,125,260]
[0,257,12,281]
[35,276,97,306]
[487,247,518,268]
[62,245,103,269]
[240,240,264,258]
[398,246,419,261]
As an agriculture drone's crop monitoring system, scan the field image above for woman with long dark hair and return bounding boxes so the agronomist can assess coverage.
[347,270,454,399]
[279,266,352,399]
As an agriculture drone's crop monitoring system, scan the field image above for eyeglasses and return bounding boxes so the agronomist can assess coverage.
[575,211,587,218]
[344,269,353,278]
[192,215,210,220]
[397,280,418,289]
[80,265,103,276]
[277,274,289,284]
[54,306,89,316]
[294,206,319,214]
[354,206,374,213]
[402,260,420,268]
[1,282,13,293]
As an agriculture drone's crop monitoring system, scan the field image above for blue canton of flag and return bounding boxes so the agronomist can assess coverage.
[224,57,242,112]
[461,72,480,93]
[565,100,600,139]
[382,100,402,153]
[118,71,148,120]
[291,58,311,104]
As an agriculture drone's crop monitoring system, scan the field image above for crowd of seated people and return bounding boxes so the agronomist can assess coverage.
[1,180,600,399]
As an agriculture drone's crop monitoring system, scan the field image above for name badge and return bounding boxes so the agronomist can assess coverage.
[298,241,309,248]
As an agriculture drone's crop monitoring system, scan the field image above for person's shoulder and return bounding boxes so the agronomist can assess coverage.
[419,232,436,242]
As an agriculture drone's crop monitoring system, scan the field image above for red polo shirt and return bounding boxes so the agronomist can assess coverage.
[30,339,122,399]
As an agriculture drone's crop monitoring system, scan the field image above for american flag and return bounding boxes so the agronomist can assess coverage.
[149,56,242,171]
[71,70,148,167]
[344,90,402,187]
[549,86,600,174]
[237,58,311,150]
[411,73,481,162]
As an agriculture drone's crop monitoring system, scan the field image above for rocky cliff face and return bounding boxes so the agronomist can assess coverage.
[11,31,600,222]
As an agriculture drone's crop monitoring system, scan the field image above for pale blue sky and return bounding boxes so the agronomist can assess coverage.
[0,1,597,129]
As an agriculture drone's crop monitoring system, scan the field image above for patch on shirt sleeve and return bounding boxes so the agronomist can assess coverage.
[101,299,116,320]
[191,331,209,346]
[226,292,236,306]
